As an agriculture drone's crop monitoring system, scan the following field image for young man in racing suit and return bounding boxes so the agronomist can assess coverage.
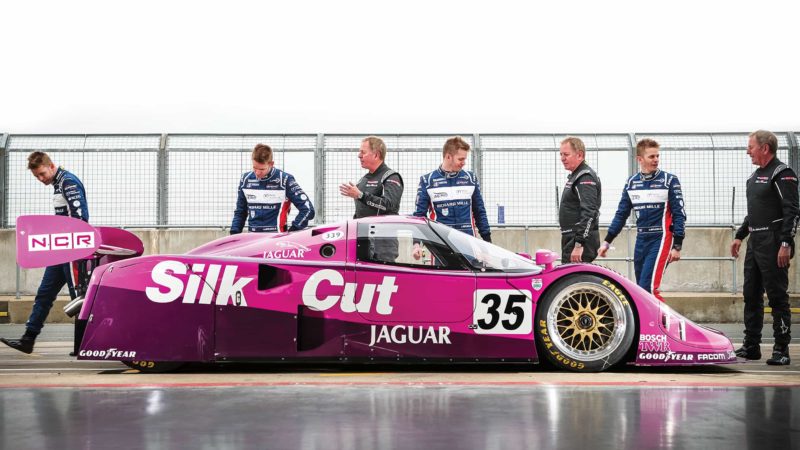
[598,139,685,301]
[1,152,88,354]
[558,136,602,263]
[730,130,798,366]
[230,143,315,234]
[413,136,492,242]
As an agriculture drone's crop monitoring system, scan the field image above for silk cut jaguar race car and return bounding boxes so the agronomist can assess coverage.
[15,214,737,372]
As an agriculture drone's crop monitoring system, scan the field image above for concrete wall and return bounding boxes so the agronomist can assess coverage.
[1,227,797,295]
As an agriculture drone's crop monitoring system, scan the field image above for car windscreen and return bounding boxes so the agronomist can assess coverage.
[428,221,541,273]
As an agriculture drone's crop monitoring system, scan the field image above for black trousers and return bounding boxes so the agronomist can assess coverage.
[742,231,792,347]
[561,230,600,264]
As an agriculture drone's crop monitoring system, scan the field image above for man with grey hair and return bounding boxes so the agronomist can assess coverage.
[558,137,601,263]
[340,136,404,262]
[731,130,798,365]
[339,136,404,218]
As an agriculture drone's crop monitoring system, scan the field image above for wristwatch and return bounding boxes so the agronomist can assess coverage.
[781,241,791,248]
[672,244,682,251]
[574,242,583,248]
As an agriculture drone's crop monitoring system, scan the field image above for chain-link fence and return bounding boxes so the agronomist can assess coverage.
[322,135,474,223]
[2,132,798,228]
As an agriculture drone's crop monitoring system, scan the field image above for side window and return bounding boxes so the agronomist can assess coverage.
[357,222,464,270]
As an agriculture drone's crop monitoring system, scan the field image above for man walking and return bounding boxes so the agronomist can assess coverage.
[598,138,685,301]
[1,152,88,354]
[558,137,602,263]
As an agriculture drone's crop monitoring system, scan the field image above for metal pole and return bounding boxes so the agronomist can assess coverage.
[157,134,168,226]
[627,133,638,177]
[731,186,737,294]
[554,186,559,219]
[472,133,482,182]
[0,133,7,229]
[627,225,633,280]
[16,264,21,299]
[524,225,529,254]
[314,134,325,224]
[627,133,637,279]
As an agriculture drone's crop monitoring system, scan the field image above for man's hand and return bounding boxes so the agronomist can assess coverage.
[598,242,611,258]
[570,246,584,263]
[730,239,742,258]
[666,248,681,264]
[412,243,423,260]
[339,182,362,199]
[778,245,791,268]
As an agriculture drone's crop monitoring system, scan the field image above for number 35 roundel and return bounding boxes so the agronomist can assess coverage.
[472,290,532,335]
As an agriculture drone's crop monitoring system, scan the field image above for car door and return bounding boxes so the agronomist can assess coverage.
[353,221,476,324]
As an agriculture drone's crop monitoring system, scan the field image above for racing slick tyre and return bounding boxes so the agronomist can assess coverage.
[123,360,184,373]
[535,274,635,372]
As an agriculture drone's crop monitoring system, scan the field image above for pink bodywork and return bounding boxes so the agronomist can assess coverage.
[16,215,737,367]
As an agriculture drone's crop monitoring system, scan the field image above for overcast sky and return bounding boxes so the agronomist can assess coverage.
[1,1,798,134]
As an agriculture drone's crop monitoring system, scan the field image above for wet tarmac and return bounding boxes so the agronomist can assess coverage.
[1,325,798,449]
[1,385,798,449]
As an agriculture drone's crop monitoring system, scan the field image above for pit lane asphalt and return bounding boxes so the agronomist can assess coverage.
[2,325,798,449]
[0,324,797,388]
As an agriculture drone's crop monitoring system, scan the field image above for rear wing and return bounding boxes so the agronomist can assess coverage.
[16,215,144,268]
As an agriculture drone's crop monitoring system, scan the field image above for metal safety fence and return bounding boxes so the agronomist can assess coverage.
[1,132,798,228]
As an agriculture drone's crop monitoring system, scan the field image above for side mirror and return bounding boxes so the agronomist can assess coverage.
[535,249,558,270]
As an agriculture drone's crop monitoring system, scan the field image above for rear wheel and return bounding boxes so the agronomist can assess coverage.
[535,274,635,372]
[123,360,184,373]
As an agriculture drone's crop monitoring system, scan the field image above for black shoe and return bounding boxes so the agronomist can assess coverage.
[766,347,791,366]
[735,344,761,360]
[0,337,35,354]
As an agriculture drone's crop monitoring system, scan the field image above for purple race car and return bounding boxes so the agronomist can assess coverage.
[16,214,737,372]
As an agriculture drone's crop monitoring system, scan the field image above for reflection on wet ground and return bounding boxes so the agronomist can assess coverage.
[1,385,797,450]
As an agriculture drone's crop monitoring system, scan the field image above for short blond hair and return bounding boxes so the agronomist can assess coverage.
[27,151,53,170]
[362,136,387,160]
[252,143,273,164]
[560,137,586,157]
[749,130,778,154]
[443,136,470,157]
[636,138,660,157]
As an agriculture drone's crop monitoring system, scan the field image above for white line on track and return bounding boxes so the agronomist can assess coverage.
[735,370,800,374]
[0,368,112,373]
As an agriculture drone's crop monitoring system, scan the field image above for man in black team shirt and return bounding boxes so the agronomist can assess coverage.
[731,130,798,366]
[339,136,404,218]
[339,136,404,261]
[558,136,601,263]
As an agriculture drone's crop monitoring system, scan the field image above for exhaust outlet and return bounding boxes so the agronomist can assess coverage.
[63,296,85,318]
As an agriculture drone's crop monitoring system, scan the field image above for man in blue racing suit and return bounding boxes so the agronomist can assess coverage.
[230,143,314,234]
[413,136,492,242]
[1,152,88,354]
[599,138,686,301]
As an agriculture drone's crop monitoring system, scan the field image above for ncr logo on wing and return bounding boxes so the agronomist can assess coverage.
[28,232,95,252]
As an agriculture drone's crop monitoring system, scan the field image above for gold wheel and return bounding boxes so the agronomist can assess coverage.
[545,281,630,363]
[555,288,616,353]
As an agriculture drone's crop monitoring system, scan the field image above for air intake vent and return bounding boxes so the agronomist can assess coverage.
[258,265,293,290]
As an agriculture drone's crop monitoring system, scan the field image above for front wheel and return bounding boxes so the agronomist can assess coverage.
[535,274,635,372]
[123,360,184,373]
